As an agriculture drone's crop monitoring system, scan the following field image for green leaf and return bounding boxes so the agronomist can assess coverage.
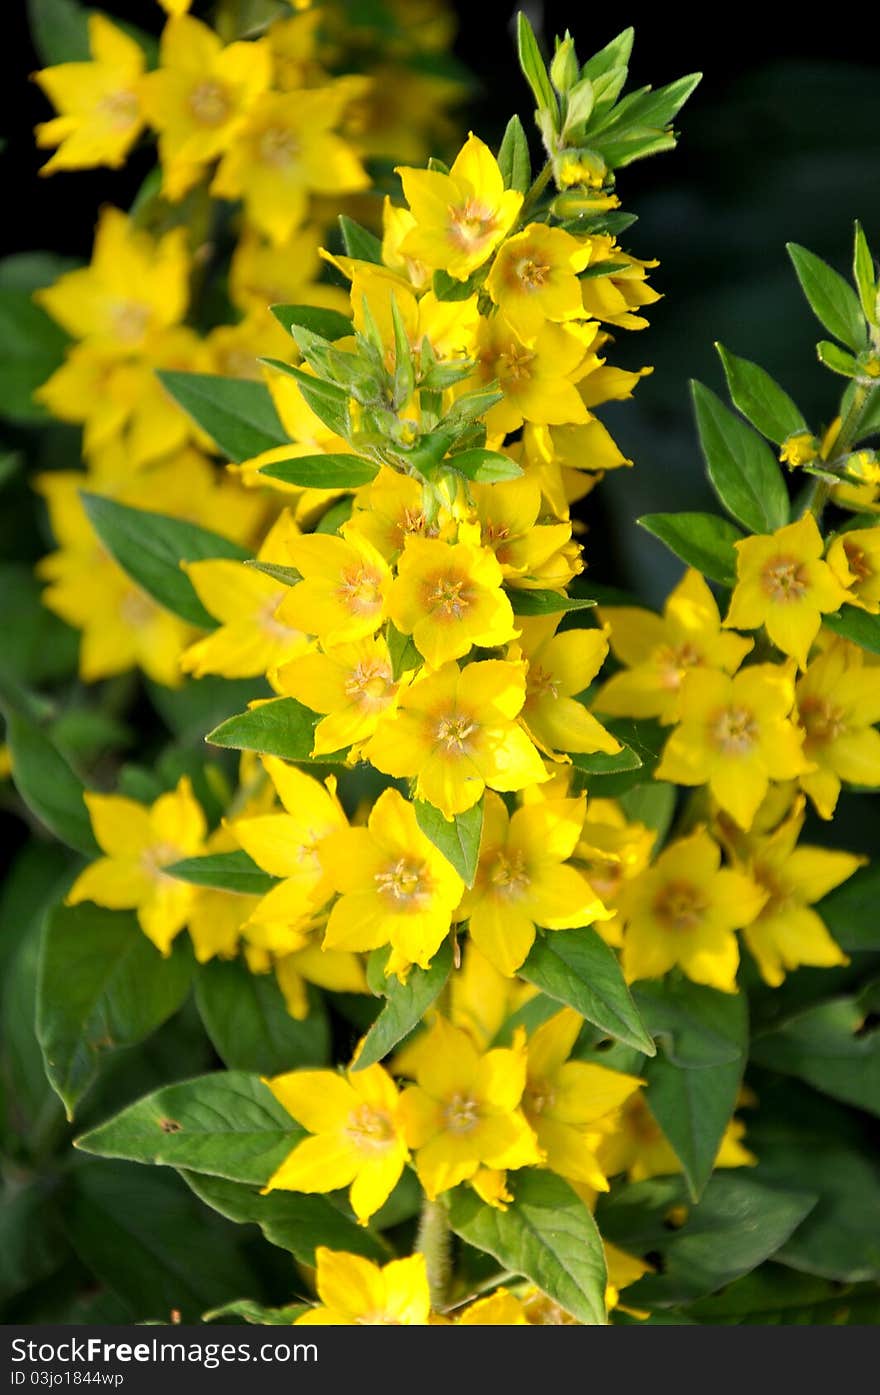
[431,268,484,303]
[687,1262,880,1325]
[386,621,421,678]
[633,977,745,1067]
[497,114,531,193]
[355,939,453,1071]
[821,605,880,656]
[4,709,99,855]
[27,0,90,63]
[447,448,522,482]
[195,958,330,1075]
[516,13,558,119]
[638,511,742,585]
[817,862,880,950]
[691,380,789,532]
[644,988,748,1200]
[574,717,666,797]
[583,28,634,84]
[414,799,483,886]
[597,1173,816,1307]
[716,344,806,445]
[618,781,677,842]
[448,1170,607,1325]
[157,372,288,461]
[82,493,250,628]
[854,385,880,443]
[257,453,377,489]
[75,1071,300,1184]
[260,359,350,439]
[507,589,597,615]
[787,243,867,353]
[747,1081,880,1282]
[207,696,342,762]
[271,303,353,341]
[37,905,193,1118]
[0,282,71,422]
[750,984,880,1117]
[338,215,383,265]
[246,559,301,587]
[203,1298,308,1325]
[521,927,655,1054]
[817,340,859,377]
[165,851,277,896]
[853,221,877,326]
[62,1160,262,1322]
[570,741,642,776]
[181,1170,386,1264]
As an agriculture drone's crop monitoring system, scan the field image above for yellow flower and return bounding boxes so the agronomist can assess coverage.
[826,526,880,613]
[67,776,206,954]
[341,260,480,371]
[458,793,609,975]
[397,132,522,280]
[724,514,851,669]
[596,569,753,724]
[364,659,549,818]
[518,420,630,520]
[597,1094,755,1182]
[274,532,391,647]
[399,1016,541,1199]
[729,800,860,987]
[318,788,463,972]
[618,828,768,992]
[35,207,189,354]
[229,225,350,319]
[34,15,145,173]
[212,87,369,245]
[795,638,880,818]
[272,940,369,1021]
[273,634,400,756]
[513,614,621,759]
[381,195,431,290]
[263,1063,408,1223]
[575,799,657,948]
[471,476,580,591]
[386,535,517,669]
[140,15,272,200]
[779,432,820,469]
[486,223,593,342]
[181,511,312,679]
[469,315,596,436]
[456,1290,530,1325]
[578,237,660,330]
[345,467,431,561]
[521,1009,642,1188]
[655,663,810,830]
[232,757,348,929]
[295,1249,429,1325]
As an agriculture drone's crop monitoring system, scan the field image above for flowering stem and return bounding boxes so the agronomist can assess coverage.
[518,161,554,224]
[416,1197,452,1309]
[802,380,875,521]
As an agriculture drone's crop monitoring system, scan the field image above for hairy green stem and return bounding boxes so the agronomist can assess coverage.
[518,161,554,225]
[416,1197,452,1310]
[803,380,876,521]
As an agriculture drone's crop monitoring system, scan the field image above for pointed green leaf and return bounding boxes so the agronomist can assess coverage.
[716,345,807,445]
[260,358,351,439]
[507,589,597,615]
[414,798,483,886]
[246,559,301,587]
[570,741,642,776]
[338,215,383,265]
[816,863,880,951]
[207,696,343,762]
[853,221,877,326]
[751,984,880,1118]
[817,340,859,377]
[448,1170,607,1325]
[203,1299,308,1324]
[257,453,377,489]
[521,926,655,1054]
[81,492,250,628]
[691,380,789,532]
[821,605,880,656]
[157,372,287,461]
[271,304,353,341]
[4,709,98,855]
[448,448,523,482]
[37,905,193,1117]
[516,12,558,119]
[787,242,867,353]
[633,977,745,1067]
[497,114,531,193]
[638,512,743,585]
[354,939,453,1071]
[165,851,277,896]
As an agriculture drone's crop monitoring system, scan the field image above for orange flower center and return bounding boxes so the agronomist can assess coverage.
[497,341,536,386]
[443,1092,481,1134]
[448,199,498,251]
[655,641,702,690]
[799,696,846,748]
[119,587,156,626]
[344,658,395,709]
[110,300,151,344]
[422,569,474,620]
[98,89,139,131]
[843,539,872,584]
[524,1078,556,1117]
[514,255,551,292]
[374,856,429,908]
[259,594,299,639]
[653,879,707,931]
[188,78,232,127]
[337,564,384,617]
[487,849,530,899]
[710,704,758,756]
[434,710,477,754]
[257,125,300,168]
[140,841,182,882]
[346,1103,395,1152]
[526,663,561,702]
[761,555,809,603]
